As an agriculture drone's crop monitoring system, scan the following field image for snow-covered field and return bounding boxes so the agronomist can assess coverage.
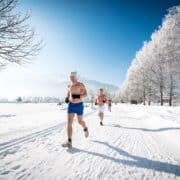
[0,103,180,180]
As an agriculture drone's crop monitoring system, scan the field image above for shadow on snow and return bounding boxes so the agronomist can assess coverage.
[67,140,180,176]
[106,124,180,132]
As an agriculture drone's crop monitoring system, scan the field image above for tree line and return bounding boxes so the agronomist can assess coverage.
[120,6,180,106]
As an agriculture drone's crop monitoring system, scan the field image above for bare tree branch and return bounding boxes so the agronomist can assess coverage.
[0,0,43,68]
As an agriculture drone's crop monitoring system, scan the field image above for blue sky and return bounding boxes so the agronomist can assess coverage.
[0,0,179,98]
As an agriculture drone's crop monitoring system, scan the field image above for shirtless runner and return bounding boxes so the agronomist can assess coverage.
[108,98,112,112]
[62,72,89,148]
[95,88,107,126]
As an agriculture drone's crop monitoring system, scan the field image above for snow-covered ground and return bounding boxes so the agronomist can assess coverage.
[0,103,92,144]
[0,103,180,180]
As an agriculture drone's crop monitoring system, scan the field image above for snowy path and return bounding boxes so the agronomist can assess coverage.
[0,104,180,180]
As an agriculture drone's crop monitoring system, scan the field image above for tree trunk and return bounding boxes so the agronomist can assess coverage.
[148,85,151,106]
[160,84,163,106]
[169,65,173,106]
[143,87,146,105]
[159,66,163,106]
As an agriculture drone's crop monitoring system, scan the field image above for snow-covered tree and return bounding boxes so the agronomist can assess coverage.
[120,6,180,106]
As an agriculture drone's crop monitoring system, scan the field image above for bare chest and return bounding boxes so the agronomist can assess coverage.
[69,84,82,94]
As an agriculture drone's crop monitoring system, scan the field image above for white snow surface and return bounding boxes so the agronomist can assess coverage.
[0,103,180,180]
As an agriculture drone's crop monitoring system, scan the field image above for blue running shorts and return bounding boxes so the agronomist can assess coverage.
[67,102,84,116]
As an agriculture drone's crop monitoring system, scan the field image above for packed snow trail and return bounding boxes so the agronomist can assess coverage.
[0,106,95,155]
[0,104,180,180]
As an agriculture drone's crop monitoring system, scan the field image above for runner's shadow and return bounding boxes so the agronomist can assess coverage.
[108,124,180,132]
[67,147,82,154]
[92,140,180,176]
[0,114,16,118]
[67,141,180,176]
[105,124,122,128]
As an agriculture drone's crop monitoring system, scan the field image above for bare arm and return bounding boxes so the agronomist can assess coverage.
[65,85,70,103]
[80,83,87,98]
[66,85,70,98]
[104,95,107,103]
[95,96,98,105]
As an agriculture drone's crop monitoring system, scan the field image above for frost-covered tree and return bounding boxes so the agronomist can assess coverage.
[120,6,180,106]
[0,0,42,68]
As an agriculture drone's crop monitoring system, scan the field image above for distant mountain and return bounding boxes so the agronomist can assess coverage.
[81,77,119,93]
[58,77,119,98]
[0,69,118,100]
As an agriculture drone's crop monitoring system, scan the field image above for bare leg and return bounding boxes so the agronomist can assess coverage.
[100,112,104,121]
[98,112,102,121]
[77,115,87,129]
[67,113,74,140]
[77,115,89,137]
[99,112,104,125]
